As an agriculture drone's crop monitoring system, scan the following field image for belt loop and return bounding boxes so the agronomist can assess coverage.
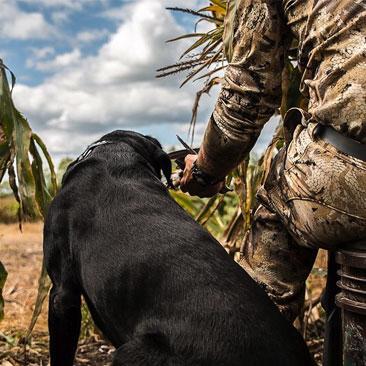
[283,108,311,145]
[308,122,320,140]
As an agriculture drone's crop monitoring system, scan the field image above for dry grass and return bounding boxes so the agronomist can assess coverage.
[0,222,47,332]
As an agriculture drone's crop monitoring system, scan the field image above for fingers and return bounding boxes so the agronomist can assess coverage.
[179,154,198,191]
[174,154,225,197]
[171,170,183,188]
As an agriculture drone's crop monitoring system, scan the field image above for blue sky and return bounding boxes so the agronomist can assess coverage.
[1,0,195,86]
[0,0,276,162]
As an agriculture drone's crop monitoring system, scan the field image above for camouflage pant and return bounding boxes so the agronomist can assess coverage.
[239,121,366,322]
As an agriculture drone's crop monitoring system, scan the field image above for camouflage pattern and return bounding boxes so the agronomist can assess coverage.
[260,121,366,249]
[200,0,366,321]
[239,204,317,322]
[202,0,366,173]
[239,120,366,321]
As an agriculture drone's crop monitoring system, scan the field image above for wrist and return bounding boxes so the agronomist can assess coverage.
[192,160,224,187]
[196,146,227,182]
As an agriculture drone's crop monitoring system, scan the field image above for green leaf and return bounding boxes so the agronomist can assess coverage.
[170,190,203,217]
[0,61,57,333]
[0,60,17,140]
[0,62,40,219]
[195,195,219,224]
[0,261,8,322]
[0,142,10,183]
[32,133,58,198]
[13,110,40,219]
[7,162,22,226]
[29,139,52,218]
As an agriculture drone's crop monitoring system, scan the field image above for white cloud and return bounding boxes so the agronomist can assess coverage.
[0,1,53,40]
[29,49,81,71]
[6,0,277,161]
[103,0,205,20]
[18,0,102,10]
[30,46,55,59]
[76,29,109,43]
[26,46,56,68]
[13,0,215,159]
[50,10,70,24]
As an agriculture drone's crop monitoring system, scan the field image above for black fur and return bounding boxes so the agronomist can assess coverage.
[44,130,314,366]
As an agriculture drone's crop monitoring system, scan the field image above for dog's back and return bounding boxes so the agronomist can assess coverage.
[44,131,314,366]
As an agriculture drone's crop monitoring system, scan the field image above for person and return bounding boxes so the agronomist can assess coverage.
[179,0,366,323]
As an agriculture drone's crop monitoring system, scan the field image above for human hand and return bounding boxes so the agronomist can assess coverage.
[177,154,225,198]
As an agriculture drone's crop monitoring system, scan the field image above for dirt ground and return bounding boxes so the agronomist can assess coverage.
[1,223,47,332]
[0,222,326,366]
[0,223,114,366]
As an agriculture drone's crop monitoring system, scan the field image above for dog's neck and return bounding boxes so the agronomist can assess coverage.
[62,141,164,188]
[74,140,114,164]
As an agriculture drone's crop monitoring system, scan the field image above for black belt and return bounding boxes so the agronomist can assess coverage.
[315,125,366,162]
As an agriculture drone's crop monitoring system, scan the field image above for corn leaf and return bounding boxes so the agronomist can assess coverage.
[170,190,203,217]
[0,60,16,140]
[167,33,205,43]
[199,5,226,16]
[0,60,57,333]
[0,262,7,322]
[32,133,58,197]
[29,139,52,217]
[0,142,10,182]
[13,111,40,219]
[195,195,219,224]
[209,0,228,8]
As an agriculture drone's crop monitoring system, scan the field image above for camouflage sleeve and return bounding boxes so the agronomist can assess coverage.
[198,0,286,177]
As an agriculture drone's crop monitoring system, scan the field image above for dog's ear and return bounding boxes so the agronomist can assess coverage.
[145,135,162,149]
[156,149,173,188]
[144,135,173,188]
[154,149,173,188]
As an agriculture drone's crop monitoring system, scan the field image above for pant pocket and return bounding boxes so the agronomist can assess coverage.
[284,135,366,219]
[282,129,366,248]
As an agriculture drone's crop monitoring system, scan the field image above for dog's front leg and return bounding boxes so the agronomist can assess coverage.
[49,285,81,366]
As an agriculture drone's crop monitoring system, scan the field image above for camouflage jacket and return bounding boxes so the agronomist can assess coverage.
[200,0,366,177]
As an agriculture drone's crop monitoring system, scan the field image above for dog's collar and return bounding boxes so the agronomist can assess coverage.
[70,138,171,189]
[62,139,119,186]
[75,140,114,163]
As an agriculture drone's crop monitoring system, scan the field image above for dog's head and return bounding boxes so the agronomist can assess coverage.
[98,130,173,187]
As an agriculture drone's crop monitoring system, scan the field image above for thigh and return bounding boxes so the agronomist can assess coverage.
[261,123,366,249]
[112,335,187,366]
[239,204,318,322]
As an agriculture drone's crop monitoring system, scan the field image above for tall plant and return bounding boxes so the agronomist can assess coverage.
[0,60,57,332]
[157,0,227,144]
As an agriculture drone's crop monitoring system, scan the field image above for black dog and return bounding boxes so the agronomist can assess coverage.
[44,130,314,366]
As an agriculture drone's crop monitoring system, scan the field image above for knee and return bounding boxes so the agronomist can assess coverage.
[50,286,80,315]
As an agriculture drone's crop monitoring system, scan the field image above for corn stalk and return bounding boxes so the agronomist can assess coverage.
[0,59,57,338]
[157,1,228,144]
